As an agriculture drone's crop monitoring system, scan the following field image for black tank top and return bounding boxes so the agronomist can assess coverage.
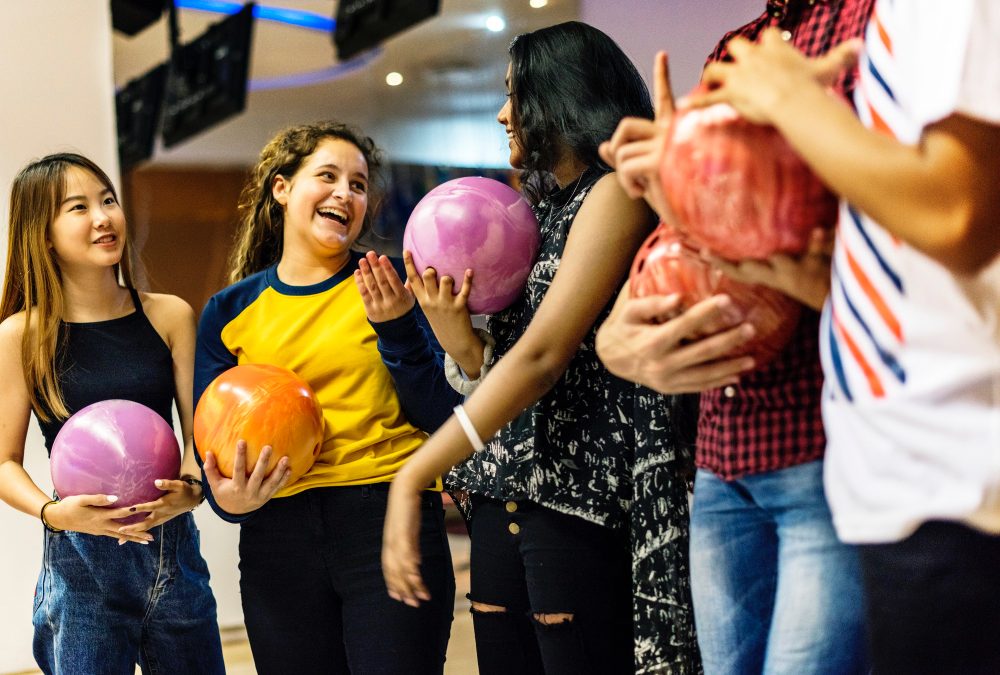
[35,288,176,453]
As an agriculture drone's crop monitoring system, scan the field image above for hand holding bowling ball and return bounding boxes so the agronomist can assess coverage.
[194,364,323,487]
[50,399,181,525]
[403,177,540,315]
[630,223,801,369]
[659,101,837,260]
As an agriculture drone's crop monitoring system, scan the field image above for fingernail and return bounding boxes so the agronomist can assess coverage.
[118,540,126,546]
[107,495,119,503]
[154,479,163,487]
[740,324,756,338]
[140,541,149,545]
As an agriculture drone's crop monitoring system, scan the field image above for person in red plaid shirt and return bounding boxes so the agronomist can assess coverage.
[598,2,873,673]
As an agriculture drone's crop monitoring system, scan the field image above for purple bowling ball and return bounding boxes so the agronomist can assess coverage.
[403,176,540,314]
[51,400,180,524]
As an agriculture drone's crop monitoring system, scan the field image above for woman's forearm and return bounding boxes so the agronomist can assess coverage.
[0,459,50,520]
[398,338,572,491]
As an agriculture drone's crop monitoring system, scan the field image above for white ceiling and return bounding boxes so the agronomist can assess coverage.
[113,0,578,168]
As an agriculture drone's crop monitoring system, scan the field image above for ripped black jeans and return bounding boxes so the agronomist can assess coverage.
[468,495,634,675]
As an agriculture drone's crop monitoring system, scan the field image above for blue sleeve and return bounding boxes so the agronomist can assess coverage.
[193,293,254,524]
[370,258,464,432]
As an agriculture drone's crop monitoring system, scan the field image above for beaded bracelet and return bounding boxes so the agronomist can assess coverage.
[40,499,62,533]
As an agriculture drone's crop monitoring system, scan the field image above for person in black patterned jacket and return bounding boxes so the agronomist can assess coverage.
[376,21,702,675]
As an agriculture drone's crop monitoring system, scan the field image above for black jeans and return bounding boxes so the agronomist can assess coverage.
[857,520,1000,675]
[468,496,634,675]
[238,484,455,675]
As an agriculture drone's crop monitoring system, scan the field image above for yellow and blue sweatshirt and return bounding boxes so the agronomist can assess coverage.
[194,251,461,522]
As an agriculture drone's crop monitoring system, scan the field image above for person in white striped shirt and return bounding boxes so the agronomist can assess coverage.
[687,2,1000,673]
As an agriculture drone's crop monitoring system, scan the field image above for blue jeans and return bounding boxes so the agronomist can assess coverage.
[690,461,868,675]
[238,484,455,675]
[32,513,224,675]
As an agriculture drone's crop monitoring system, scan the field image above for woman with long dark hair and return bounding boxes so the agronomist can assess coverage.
[381,22,701,674]
[0,153,224,674]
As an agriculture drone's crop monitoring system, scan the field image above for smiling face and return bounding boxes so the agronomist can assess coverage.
[273,136,370,266]
[48,166,126,271]
[497,62,525,170]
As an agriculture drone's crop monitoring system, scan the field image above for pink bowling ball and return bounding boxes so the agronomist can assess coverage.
[403,176,540,315]
[51,400,180,524]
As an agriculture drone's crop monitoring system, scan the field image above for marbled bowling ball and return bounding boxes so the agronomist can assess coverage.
[403,176,540,314]
[630,223,801,369]
[51,399,180,524]
[194,364,323,484]
[660,100,837,260]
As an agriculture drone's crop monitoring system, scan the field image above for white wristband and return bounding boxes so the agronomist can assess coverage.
[453,404,486,452]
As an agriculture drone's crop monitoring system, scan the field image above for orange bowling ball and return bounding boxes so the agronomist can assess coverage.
[194,363,323,484]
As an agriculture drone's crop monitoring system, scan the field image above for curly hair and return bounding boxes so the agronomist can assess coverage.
[228,121,385,282]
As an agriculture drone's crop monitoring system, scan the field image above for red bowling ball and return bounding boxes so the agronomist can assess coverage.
[659,101,837,260]
[403,177,540,314]
[630,223,801,369]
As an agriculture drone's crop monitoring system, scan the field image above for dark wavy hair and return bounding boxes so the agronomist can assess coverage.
[228,121,385,282]
[508,21,653,203]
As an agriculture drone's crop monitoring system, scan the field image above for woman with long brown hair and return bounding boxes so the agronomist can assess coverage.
[0,153,223,674]
[194,121,461,674]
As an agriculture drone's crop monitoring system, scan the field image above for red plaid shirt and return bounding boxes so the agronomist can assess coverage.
[696,0,875,480]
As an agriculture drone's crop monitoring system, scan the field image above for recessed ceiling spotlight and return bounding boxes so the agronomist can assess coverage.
[529,0,548,7]
[485,14,506,32]
[385,71,404,86]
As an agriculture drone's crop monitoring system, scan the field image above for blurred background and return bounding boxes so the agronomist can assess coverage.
[0,1,760,672]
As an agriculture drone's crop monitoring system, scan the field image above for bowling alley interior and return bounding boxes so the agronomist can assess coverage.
[5,1,999,674]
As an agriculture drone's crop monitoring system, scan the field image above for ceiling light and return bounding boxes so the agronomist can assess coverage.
[529,0,548,7]
[385,71,404,86]
[485,15,506,32]
[176,0,334,32]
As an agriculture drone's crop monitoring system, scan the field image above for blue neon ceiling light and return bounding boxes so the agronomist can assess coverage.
[172,1,383,91]
[249,48,382,91]
[175,0,335,33]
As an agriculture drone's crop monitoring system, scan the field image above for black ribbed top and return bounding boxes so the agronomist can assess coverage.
[35,289,176,452]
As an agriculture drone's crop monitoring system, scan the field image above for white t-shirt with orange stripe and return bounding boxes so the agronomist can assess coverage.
[821,0,1000,543]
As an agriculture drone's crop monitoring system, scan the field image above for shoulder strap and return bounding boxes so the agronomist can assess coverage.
[127,287,144,314]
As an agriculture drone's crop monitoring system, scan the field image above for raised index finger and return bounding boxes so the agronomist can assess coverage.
[653,51,676,122]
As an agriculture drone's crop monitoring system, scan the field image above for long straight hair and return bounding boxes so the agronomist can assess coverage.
[508,21,654,204]
[228,121,385,283]
[1,153,137,421]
